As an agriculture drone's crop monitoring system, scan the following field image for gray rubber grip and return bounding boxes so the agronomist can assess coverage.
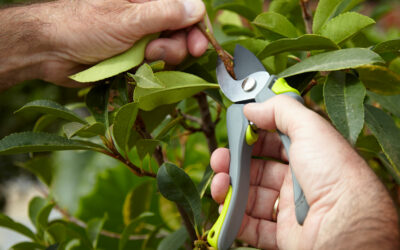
[217,104,253,250]
[255,84,309,225]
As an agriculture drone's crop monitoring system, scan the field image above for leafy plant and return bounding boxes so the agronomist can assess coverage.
[1,0,399,249]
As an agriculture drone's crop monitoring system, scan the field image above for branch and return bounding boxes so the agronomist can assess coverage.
[194,93,218,153]
[300,0,313,34]
[197,21,236,79]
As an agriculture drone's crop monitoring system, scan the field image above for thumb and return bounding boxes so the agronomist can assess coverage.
[131,0,206,36]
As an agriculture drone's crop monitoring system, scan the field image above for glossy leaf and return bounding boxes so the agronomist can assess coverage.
[86,215,107,249]
[122,181,153,225]
[269,0,299,15]
[324,72,365,145]
[70,34,158,82]
[365,105,400,182]
[119,212,154,250]
[373,39,400,55]
[157,227,188,250]
[0,132,103,155]
[16,100,87,124]
[131,64,164,89]
[37,203,55,231]
[86,84,110,126]
[258,34,339,59]
[134,71,218,111]
[112,102,139,154]
[318,12,375,44]
[357,65,400,95]
[0,213,36,240]
[222,24,254,37]
[278,48,384,78]
[28,196,47,228]
[313,0,344,33]
[367,91,400,118]
[253,12,298,38]
[136,139,161,160]
[16,156,53,186]
[157,163,201,230]
[10,242,45,250]
[63,122,105,139]
[212,0,263,20]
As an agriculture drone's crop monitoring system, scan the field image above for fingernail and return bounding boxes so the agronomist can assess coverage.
[182,0,205,19]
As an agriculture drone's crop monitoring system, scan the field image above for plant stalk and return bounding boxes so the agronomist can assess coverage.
[194,93,218,153]
[300,0,313,34]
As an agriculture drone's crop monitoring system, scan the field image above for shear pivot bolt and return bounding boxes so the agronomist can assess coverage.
[242,77,257,92]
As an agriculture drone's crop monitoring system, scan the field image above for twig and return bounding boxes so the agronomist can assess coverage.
[197,21,236,79]
[54,203,166,240]
[300,0,313,34]
[194,93,218,153]
[178,110,203,125]
[302,79,318,97]
[213,104,222,126]
[177,204,198,243]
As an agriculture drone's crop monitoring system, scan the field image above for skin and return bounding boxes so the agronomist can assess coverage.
[0,0,207,90]
[211,95,399,250]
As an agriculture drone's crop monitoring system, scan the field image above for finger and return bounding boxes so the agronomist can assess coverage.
[145,31,187,65]
[246,185,279,220]
[250,159,288,191]
[132,0,206,36]
[187,27,208,57]
[252,130,288,161]
[211,173,230,204]
[210,148,230,174]
[237,214,277,249]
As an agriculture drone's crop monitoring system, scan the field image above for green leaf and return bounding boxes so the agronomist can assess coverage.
[157,163,201,230]
[33,115,58,132]
[118,212,154,250]
[257,34,339,59]
[222,24,254,37]
[16,156,53,186]
[28,196,47,228]
[134,71,218,111]
[365,105,400,183]
[313,0,344,33]
[367,91,400,118]
[70,34,158,82]
[154,116,184,140]
[10,242,45,250]
[213,0,263,20]
[318,12,375,44]
[197,165,214,198]
[223,38,269,55]
[0,132,103,155]
[131,64,164,89]
[136,139,161,160]
[158,196,181,231]
[378,153,400,185]
[140,104,176,133]
[86,215,107,249]
[0,213,36,240]
[373,39,400,55]
[86,84,110,126]
[335,0,365,14]
[269,0,299,15]
[278,48,384,78]
[324,72,365,145]
[122,181,153,225]
[252,12,298,38]
[141,224,162,250]
[157,227,188,250]
[63,122,106,139]
[75,165,143,233]
[357,65,400,95]
[45,222,68,245]
[112,103,139,154]
[16,100,87,124]
[37,203,55,231]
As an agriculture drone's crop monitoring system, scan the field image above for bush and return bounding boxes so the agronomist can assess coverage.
[0,0,399,249]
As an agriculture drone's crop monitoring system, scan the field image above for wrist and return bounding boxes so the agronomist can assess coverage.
[0,2,57,89]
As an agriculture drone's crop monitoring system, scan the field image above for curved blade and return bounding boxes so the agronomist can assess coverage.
[234,45,266,79]
[216,45,270,103]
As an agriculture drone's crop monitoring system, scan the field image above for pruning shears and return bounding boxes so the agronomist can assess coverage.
[207,45,310,250]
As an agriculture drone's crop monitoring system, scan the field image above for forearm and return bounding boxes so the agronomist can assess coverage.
[0,2,55,90]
